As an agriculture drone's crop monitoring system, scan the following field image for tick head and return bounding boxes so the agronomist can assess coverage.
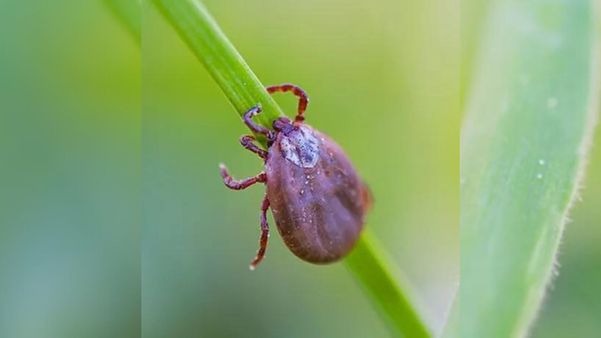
[272,116,295,135]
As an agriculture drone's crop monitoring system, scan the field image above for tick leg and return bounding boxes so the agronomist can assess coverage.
[219,164,266,190]
[250,195,270,270]
[243,105,274,140]
[266,83,309,125]
[240,135,268,160]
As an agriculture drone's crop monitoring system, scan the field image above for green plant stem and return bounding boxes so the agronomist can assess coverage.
[153,0,283,146]
[345,229,431,338]
[152,1,432,337]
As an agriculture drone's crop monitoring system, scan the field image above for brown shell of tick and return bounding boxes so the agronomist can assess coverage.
[219,84,372,270]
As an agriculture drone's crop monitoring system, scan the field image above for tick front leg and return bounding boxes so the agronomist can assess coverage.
[219,164,266,190]
[240,135,268,160]
[250,195,270,270]
[266,83,309,125]
[243,105,274,140]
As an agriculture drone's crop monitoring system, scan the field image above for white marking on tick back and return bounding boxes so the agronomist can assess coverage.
[538,159,545,166]
[280,126,320,168]
[537,173,543,180]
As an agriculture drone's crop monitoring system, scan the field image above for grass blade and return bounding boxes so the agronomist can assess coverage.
[457,1,600,337]
[345,230,432,337]
[151,1,432,337]
[152,0,283,145]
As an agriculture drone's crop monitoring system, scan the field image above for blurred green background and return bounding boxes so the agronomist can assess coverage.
[1,0,598,337]
[0,1,139,337]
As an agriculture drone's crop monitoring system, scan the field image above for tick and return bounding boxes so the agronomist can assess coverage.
[219,84,372,269]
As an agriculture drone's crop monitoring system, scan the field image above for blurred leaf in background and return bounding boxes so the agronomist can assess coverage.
[461,0,601,337]
[531,128,601,337]
[527,6,601,338]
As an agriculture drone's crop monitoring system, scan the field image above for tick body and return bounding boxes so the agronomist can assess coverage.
[219,84,371,269]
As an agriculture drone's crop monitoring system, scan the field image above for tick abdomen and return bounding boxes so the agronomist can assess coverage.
[266,126,366,263]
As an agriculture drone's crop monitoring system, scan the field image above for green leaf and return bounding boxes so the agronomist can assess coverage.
[149,1,432,337]
[454,1,600,337]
